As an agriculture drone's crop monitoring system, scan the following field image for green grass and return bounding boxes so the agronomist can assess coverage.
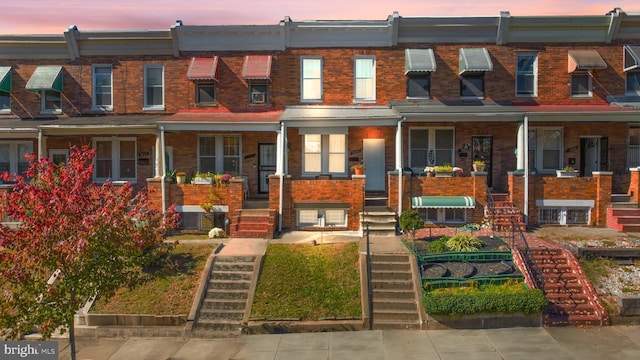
[91,243,215,315]
[251,242,362,320]
[579,257,617,284]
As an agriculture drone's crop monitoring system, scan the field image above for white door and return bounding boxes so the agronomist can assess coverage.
[582,137,599,176]
[363,139,385,191]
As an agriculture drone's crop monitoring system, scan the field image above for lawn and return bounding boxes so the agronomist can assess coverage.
[250,242,362,321]
[91,243,215,315]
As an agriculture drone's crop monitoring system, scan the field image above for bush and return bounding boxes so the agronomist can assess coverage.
[445,233,483,252]
[427,236,450,253]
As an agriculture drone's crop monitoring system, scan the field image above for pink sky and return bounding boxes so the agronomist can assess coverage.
[2,0,639,34]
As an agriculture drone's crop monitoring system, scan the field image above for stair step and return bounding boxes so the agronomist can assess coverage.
[201,299,247,310]
[208,279,251,290]
[531,248,563,256]
[198,309,244,321]
[543,272,579,283]
[621,225,640,232]
[371,280,413,290]
[545,314,603,327]
[373,309,420,321]
[206,289,249,300]
[370,262,411,272]
[548,303,597,316]
[543,282,584,294]
[533,255,568,264]
[210,271,253,281]
[372,289,416,300]
[196,319,244,332]
[214,256,256,263]
[371,254,410,262]
[372,320,422,330]
[545,293,590,305]
[371,270,412,281]
[373,299,417,311]
[539,263,574,273]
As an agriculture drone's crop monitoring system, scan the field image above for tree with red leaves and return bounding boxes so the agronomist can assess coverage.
[0,145,177,360]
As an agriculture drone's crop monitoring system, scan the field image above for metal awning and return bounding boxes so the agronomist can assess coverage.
[0,66,11,93]
[187,57,219,80]
[25,66,63,92]
[624,45,640,72]
[411,196,476,209]
[567,50,607,73]
[459,48,492,75]
[242,55,272,80]
[405,49,436,74]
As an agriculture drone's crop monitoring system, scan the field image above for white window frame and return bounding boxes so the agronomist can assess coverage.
[301,57,323,102]
[143,64,164,111]
[528,127,563,174]
[0,141,33,177]
[354,56,376,102]
[408,127,455,168]
[49,149,69,165]
[297,208,347,227]
[516,52,538,97]
[570,72,592,97]
[538,207,590,225]
[92,64,113,111]
[92,137,137,183]
[249,80,269,105]
[626,71,640,96]
[0,91,10,114]
[419,208,467,224]
[302,134,347,176]
[198,135,241,175]
[41,90,62,114]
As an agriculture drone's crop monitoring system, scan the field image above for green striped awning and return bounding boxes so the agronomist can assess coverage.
[405,49,436,74]
[459,48,493,75]
[0,66,11,93]
[25,66,63,92]
[411,196,476,209]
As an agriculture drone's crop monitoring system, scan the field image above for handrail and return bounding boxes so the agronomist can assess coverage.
[365,223,373,330]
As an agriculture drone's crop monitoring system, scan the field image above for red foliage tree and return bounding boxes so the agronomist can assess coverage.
[0,145,177,359]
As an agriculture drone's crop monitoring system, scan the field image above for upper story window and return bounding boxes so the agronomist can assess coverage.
[567,50,606,98]
[188,57,219,107]
[249,80,269,105]
[0,66,11,114]
[405,49,436,99]
[93,137,137,182]
[628,71,640,96]
[570,72,592,97]
[459,48,493,100]
[408,128,454,169]
[302,133,346,175]
[25,66,63,115]
[42,91,62,114]
[0,141,33,178]
[460,73,485,99]
[143,64,164,111]
[516,52,537,97]
[354,56,375,102]
[301,57,322,102]
[92,64,113,111]
[528,127,562,173]
[624,45,640,96]
[242,55,272,106]
[198,135,241,175]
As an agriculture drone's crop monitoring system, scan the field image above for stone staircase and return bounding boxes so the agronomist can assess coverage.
[369,254,422,329]
[360,207,397,237]
[194,255,257,334]
[230,209,276,239]
[488,193,526,232]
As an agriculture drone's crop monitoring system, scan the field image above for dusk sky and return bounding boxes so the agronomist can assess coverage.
[2,0,640,35]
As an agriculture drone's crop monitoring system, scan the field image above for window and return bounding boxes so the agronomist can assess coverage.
[354,57,375,102]
[460,73,484,98]
[539,207,590,225]
[409,128,454,168]
[628,126,640,167]
[516,53,537,97]
[627,71,640,96]
[49,149,69,165]
[301,57,322,102]
[407,74,430,98]
[303,134,346,175]
[198,135,241,174]
[92,65,113,111]
[528,128,562,173]
[93,138,136,182]
[419,208,466,224]
[0,91,8,114]
[571,72,591,97]
[143,65,164,110]
[196,81,216,106]
[0,141,33,178]
[249,80,268,104]
[297,208,347,227]
[42,90,62,114]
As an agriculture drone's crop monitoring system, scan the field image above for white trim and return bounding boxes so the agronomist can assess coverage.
[176,205,229,213]
[197,134,242,174]
[300,56,323,103]
[92,137,137,183]
[0,141,34,176]
[41,90,62,115]
[143,64,165,111]
[515,52,538,97]
[408,126,455,168]
[354,56,376,102]
[570,71,593,98]
[536,199,594,207]
[91,64,113,111]
[49,149,69,164]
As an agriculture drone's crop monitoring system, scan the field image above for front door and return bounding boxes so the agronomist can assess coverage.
[580,137,607,176]
[363,139,385,191]
[472,136,493,187]
[258,143,276,193]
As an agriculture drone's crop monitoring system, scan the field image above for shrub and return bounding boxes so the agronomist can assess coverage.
[399,210,424,239]
[427,236,450,253]
[445,233,484,252]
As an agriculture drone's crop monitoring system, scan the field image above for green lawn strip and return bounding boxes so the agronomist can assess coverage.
[579,257,617,286]
[251,242,361,320]
[91,243,215,315]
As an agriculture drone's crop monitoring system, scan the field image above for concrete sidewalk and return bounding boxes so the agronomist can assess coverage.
[52,326,640,359]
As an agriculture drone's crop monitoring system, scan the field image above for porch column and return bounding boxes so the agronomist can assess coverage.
[276,124,284,175]
[516,122,525,170]
[154,132,163,178]
[396,118,404,215]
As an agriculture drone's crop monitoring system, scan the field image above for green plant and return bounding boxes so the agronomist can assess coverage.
[427,237,449,253]
[350,163,364,170]
[399,210,424,240]
[434,163,453,172]
[561,165,575,171]
[445,233,484,252]
[473,159,485,166]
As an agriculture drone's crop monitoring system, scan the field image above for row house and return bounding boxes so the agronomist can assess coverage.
[1,9,640,237]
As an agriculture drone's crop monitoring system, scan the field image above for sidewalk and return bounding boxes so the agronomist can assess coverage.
[53,325,640,359]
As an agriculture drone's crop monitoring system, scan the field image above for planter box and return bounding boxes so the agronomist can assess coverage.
[192,178,213,184]
[556,170,578,178]
[435,172,454,177]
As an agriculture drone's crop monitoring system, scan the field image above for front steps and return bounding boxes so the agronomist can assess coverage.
[488,193,526,232]
[230,209,276,239]
[369,254,422,329]
[194,256,258,334]
[607,207,640,232]
[361,207,397,237]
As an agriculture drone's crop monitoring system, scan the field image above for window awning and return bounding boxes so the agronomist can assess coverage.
[405,49,436,74]
[624,45,640,72]
[459,48,492,75]
[242,55,272,80]
[25,66,63,92]
[0,66,11,93]
[567,50,607,73]
[411,196,476,209]
[187,57,219,81]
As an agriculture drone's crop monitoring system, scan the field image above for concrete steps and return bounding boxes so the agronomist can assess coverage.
[360,208,397,237]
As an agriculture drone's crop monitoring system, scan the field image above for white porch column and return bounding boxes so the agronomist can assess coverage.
[155,133,163,178]
[276,124,284,175]
[516,122,525,170]
[396,118,404,215]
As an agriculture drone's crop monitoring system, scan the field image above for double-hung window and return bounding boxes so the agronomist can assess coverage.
[92,64,113,111]
[528,128,562,173]
[42,90,62,114]
[301,57,322,102]
[628,126,640,168]
[407,75,430,98]
[460,73,485,98]
[0,66,10,114]
[570,72,591,97]
[303,134,346,175]
[249,80,269,104]
[143,64,164,110]
[0,91,8,114]
[408,128,455,169]
[93,138,137,182]
[354,56,375,102]
[627,71,640,96]
[516,53,537,97]
[198,135,241,174]
[0,141,32,178]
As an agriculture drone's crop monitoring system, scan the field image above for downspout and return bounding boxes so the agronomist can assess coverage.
[277,122,286,233]
[160,126,166,215]
[523,115,529,225]
[396,117,405,216]
[38,129,44,159]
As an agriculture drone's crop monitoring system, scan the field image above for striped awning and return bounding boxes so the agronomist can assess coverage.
[25,66,63,92]
[459,48,492,75]
[405,49,436,74]
[187,57,219,80]
[568,50,607,73]
[242,55,272,80]
[411,196,476,209]
[624,45,640,72]
[0,66,11,93]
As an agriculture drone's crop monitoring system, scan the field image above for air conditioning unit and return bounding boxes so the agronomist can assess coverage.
[251,92,266,104]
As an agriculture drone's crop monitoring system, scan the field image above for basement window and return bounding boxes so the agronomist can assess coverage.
[538,207,590,225]
[297,208,347,227]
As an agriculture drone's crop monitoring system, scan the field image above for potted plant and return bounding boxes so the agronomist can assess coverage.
[472,160,486,172]
[193,171,213,184]
[175,171,187,184]
[434,164,454,177]
[351,163,364,175]
[556,166,578,178]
